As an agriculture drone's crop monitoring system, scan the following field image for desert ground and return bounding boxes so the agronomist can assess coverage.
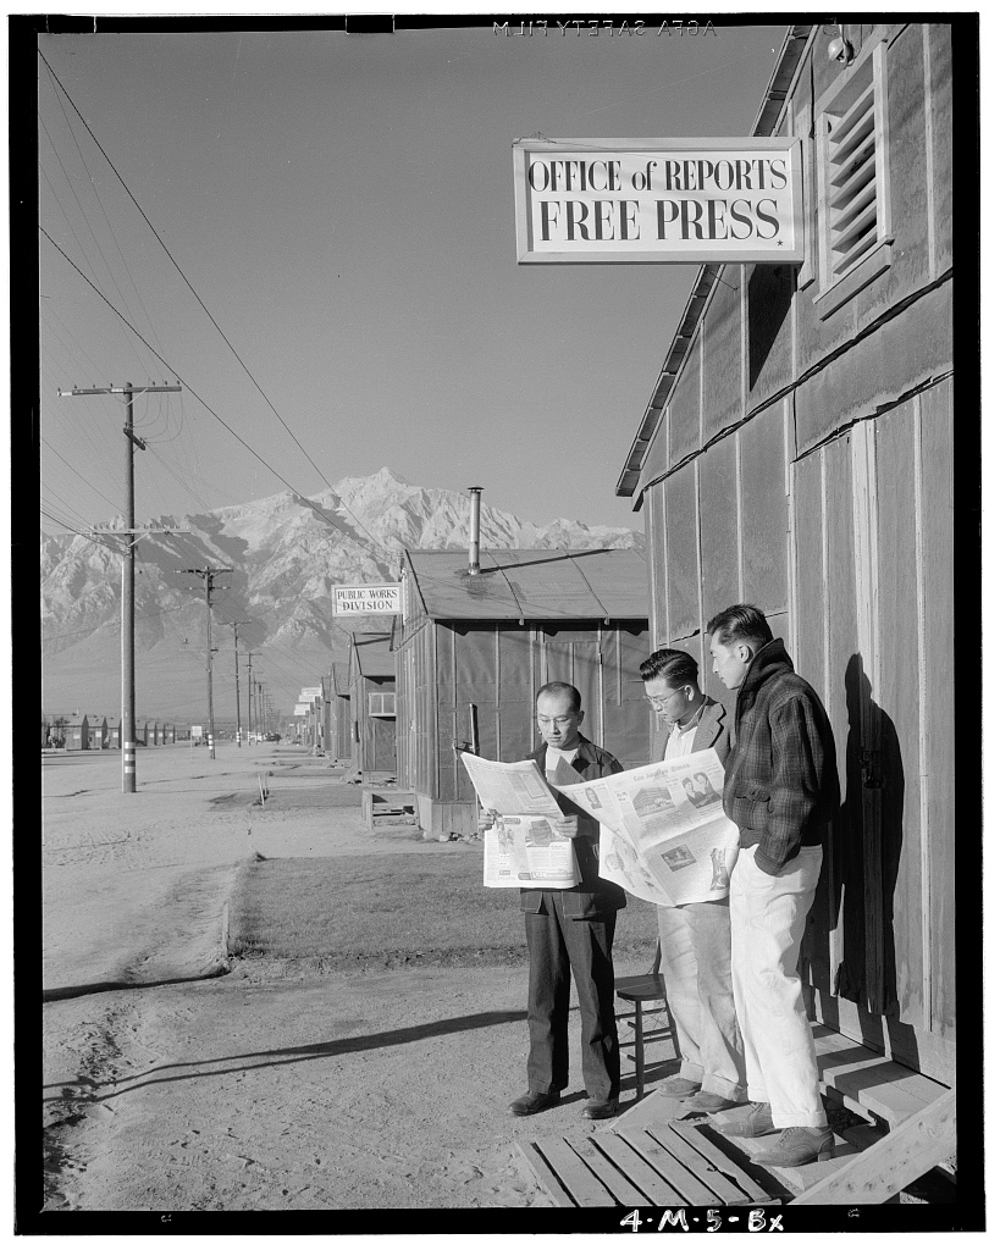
[40,744,662,1218]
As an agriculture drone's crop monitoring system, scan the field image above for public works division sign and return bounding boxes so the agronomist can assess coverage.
[513,138,803,264]
[333,584,402,615]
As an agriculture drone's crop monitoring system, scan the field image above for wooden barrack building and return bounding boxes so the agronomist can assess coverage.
[601,19,963,1207]
[393,547,651,838]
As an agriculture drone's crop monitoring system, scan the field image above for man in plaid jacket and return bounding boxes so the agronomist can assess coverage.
[705,604,840,1167]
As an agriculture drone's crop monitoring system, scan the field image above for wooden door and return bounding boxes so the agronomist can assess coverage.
[794,383,954,1083]
[541,632,603,746]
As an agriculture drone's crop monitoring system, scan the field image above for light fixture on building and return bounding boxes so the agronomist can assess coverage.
[826,24,855,65]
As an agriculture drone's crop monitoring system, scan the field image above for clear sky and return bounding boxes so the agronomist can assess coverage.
[37,15,789,536]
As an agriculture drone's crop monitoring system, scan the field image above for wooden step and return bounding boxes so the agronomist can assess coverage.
[362,786,416,827]
[812,1025,951,1131]
[790,1089,956,1205]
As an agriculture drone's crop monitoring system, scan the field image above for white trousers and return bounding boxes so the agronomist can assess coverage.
[730,845,827,1128]
[657,900,745,1099]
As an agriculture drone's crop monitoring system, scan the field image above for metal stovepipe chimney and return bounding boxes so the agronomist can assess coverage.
[468,486,483,575]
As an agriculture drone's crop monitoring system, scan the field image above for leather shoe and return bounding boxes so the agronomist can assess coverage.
[583,1097,619,1121]
[712,1101,775,1138]
[752,1126,834,1166]
[509,1091,560,1117]
[685,1090,745,1114]
[659,1075,701,1097]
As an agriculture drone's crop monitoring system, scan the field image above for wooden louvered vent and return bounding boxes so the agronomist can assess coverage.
[816,42,892,307]
[827,75,879,277]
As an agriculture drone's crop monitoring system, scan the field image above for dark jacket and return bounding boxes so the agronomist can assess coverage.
[519,736,627,917]
[651,696,732,767]
[724,638,840,875]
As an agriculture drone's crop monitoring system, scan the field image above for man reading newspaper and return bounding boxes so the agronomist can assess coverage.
[478,682,625,1121]
[640,648,746,1115]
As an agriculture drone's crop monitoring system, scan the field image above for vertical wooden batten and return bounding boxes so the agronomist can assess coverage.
[912,393,933,1033]
[851,420,885,1011]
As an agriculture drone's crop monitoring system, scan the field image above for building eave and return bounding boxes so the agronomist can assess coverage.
[615,24,815,504]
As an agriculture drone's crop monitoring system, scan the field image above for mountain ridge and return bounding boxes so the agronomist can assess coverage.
[42,468,644,723]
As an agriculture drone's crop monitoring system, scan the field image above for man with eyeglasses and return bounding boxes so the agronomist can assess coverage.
[639,649,746,1114]
[480,681,626,1121]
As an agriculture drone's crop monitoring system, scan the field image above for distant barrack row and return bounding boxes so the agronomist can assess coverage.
[40,715,268,749]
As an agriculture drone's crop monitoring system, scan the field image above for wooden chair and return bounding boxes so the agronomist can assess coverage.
[615,941,679,1100]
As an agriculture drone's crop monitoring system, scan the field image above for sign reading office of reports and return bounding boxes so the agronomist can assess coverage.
[513,137,803,264]
[333,584,402,615]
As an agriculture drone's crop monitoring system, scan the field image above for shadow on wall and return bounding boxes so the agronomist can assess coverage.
[747,264,794,391]
[805,653,908,1052]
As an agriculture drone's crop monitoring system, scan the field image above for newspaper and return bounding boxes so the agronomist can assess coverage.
[459,752,582,890]
[554,748,739,906]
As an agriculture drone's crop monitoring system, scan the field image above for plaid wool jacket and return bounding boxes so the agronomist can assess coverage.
[723,638,840,875]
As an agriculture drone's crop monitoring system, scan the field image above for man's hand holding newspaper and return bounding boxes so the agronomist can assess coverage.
[462,748,738,903]
[554,748,739,906]
[462,754,583,889]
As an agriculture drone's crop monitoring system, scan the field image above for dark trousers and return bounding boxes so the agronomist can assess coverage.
[524,894,620,1101]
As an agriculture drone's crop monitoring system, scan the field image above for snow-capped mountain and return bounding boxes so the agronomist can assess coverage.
[41,468,643,722]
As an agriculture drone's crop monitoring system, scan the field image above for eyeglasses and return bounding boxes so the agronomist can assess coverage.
[644,688,685,710]
[537,715,575,728]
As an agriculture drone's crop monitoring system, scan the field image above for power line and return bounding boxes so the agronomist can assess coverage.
[40,300,110,384]
[41,482,96,531]
[37,48,393,564]
[180,564,232,760]
[41,224,396,571]
[40,47,334,490]
[38,117,151,378]
[42,435,122,513]
[41,62,168,368]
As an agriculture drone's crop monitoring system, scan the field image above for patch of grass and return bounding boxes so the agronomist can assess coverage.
[227,848,662,971]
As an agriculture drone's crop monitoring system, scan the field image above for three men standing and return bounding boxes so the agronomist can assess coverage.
[484,605,838,1165]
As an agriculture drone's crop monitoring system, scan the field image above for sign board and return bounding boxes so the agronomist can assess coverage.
[294,704,309,716]
[190,724,203,737]
[513,137,803,264]
[300,688,322,699]
[333,584,402,615]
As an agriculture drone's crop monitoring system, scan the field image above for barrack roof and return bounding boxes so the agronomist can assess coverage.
[404,548,648,621]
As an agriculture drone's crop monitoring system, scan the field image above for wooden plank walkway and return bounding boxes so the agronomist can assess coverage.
[516,1120,778,1209]
[518,1021,957,1208]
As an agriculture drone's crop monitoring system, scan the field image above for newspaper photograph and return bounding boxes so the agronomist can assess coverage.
[479,813,580,890]
[459,752,581,890]
[554,748,739,906]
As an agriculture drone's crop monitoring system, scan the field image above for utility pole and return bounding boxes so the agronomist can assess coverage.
[59,381,182,793]
[229,620,251,747]
[246,652,257,743]
[182,566,233,760]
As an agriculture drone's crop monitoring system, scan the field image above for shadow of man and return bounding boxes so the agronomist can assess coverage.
[832,653,905,1030]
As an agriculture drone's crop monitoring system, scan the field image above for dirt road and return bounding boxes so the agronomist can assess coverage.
[40,746,657,1214]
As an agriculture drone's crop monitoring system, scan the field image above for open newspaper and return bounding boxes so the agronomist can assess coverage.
[555,748,739,906]
[459,752,582,890]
